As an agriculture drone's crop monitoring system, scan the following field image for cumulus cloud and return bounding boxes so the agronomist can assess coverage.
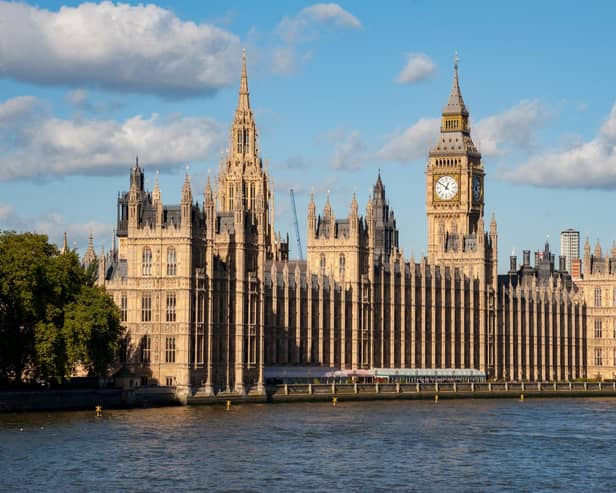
[396,54,436,84]
[331,131,366,170]
[0,203,112,253]
[272,3,361,73]
[376,118,440,163]
[277,3,362,43]
[0,96,224,181]
[0,1,241,98]
[474,100,549,157]
[502,102,616,188]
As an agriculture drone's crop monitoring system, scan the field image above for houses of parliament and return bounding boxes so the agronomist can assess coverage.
[95,52,615,396]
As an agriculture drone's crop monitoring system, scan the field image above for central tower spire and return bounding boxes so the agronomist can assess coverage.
[238,49,250,111]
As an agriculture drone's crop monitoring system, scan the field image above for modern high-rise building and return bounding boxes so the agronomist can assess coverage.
[560,229,580,275]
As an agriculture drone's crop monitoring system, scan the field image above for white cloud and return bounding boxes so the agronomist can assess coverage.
[277,3,362,43]
[502,102,616,189]
[376,118,440,163]
[0,1,241,97]
[474,100,549,157]
[0,96,224,181]
[0,96,43,126]
[396,53,436,84]
[0,203,111,253]
[271,46,297,75]
[331,131,366,170]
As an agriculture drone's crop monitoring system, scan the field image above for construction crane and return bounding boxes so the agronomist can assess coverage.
[289,188,303,261]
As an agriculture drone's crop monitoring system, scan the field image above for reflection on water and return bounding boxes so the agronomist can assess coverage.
[2,399,616,492]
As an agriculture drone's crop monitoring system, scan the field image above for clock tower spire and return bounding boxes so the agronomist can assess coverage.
[426,54,490,277]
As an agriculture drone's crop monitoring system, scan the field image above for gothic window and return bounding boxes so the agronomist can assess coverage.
[142,247,152,276]
[141,294,151,322]
[244,129,249,153]
[167,248,177,276]
[120,292,127,322]
[166,376,174,387]
[595,348,603,367]
[229,185,234,210]
[339,254,345,278]
[165,337,176,363]
[613,319,616,339]
[237,131,242,154]
[166,292,176,322]
[595,287,602,307]
[613,287,616,306]
[320,254,326,275]
[250,182,256,210]
[140,335,151,364]
[594,319,603,338]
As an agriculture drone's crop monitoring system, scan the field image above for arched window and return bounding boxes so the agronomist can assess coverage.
[244,129,249,153]
[320,254,326,275]
[142,247,152,276]
[339,254,346,278]
[167,247,177,276]
[237,131,242,153]
[229,185,234,210]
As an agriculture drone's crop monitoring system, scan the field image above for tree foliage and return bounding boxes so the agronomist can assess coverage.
[0,231,123,385]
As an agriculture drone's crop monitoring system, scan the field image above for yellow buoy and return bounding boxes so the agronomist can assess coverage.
[332,396,338,407]
[95,405,102,417]
[225,400,232,411]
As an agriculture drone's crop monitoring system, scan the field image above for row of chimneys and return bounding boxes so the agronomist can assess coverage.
[509,250,567,273]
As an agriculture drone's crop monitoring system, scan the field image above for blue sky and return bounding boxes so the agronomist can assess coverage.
[1,1,615,269]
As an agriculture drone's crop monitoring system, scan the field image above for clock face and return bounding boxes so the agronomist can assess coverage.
[472,175,482,201]
[435,175,458,200]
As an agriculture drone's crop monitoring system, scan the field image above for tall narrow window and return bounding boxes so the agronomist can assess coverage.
[165,337,176,363]
[140,335,151,364]
[595,348,603,366]
[595,287,602,307]
[167,247,176,276]
[339,254,346,278]
[141,294,151,322]
[594,319,603,338]
[320,254,326,275]
[237,131,242,153]
[142,247,152,276]
[613,287,616,307]
[244,129,249,153]
[166,293,176,322]
[120,292,128,322]
[250,182,256,210]
[229,185,234,210]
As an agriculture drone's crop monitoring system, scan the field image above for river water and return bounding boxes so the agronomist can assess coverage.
[1,398,615,492]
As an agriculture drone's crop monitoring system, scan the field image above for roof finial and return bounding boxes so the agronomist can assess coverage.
[454,51,459,71]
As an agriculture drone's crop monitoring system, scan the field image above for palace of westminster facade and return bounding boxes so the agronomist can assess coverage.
[96,53,616,394]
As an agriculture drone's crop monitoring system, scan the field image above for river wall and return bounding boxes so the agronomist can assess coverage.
[4,382,616,412]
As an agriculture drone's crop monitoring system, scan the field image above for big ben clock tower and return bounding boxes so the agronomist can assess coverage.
[426,55,496,281]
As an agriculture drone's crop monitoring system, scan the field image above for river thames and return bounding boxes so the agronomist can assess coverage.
[1,398,615,492]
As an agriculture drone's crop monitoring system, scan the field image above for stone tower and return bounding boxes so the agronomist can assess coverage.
[426,55,495,282]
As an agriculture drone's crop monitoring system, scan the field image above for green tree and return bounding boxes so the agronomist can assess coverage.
[0,232,61,383]
[63,285,123,378]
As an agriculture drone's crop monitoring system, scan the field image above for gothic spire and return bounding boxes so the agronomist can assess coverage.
[181,165,192,203]
[61,231,68,254]
[237,49,250,112]
[443,52,468,117]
